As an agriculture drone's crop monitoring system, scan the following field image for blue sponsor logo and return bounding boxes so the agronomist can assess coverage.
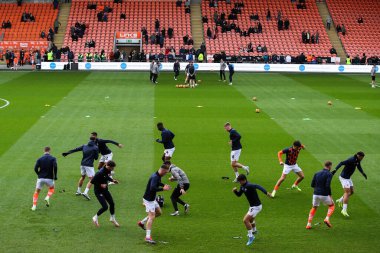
[299,65,305,72]
[158,64,163,71]
[50,62,56,69]
[338,65,345,72]
[376,66,379,72]
[85,63,91,70]
[264,64,270,71]
[120,63,127,70]
[193,63,199,70]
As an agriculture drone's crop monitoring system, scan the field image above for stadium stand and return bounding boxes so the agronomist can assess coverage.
[62,0,192,60]
[326,0,380,58]
[201,0,332,57]
[0,3,58,41]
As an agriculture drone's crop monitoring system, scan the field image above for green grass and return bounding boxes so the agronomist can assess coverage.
[0,72,379,253]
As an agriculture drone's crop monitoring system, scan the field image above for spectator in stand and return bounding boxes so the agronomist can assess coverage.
[54,18,61,34]
[103,12,108,22]
[183,34,189,45]
[56,50,61,62]
[53,0,59,10]
[247,42,253,52]
[207,27,212,39]
[326,16,332,30]
[141,27,148,36]
[358,16,364,24]
[277,18,284,31]
[284,18,290,30]
[155,19,160,32]
[330,47,337,55]
[341,24,346,36]
[168,27,174,39]
[360,53,367,65]
[150,33,156,44]
[336,24,342,32]
[286,55,292,64]
[30,13,35,22]
[161,27,166,38]
[40,30,46,39]
[120,13,126,19]
[97,11,103,22]
[159,36,164,48]
[256,44,262,53]
[185,0,190,7]
[257,22,262,33]
[17,0,22,7]
[114,49,121,62]
[279,53,285,64]
[176,0,182,7]
[306,30,310,43]
[200,42,206,54]
[277,10,282,21]
[187,37,194,45]
[202,16,208,23]
[262,44,268,53]
[266,9,271,21]
[19,49,25,66]
[144,33,149,45]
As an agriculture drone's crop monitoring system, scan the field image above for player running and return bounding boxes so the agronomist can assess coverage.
[90,160,120,228]
[164,161,190,216]
[137,164,171,244]
[224,122,250,182]
[233,174,272,246]
[156,122,175,162]
[62,136,99,200]
[371,64,376,88]
[31,147,57,211]
[90,132,123,170]
[332,151,367,217]
[306,161,335,229]
[271,140,305,197]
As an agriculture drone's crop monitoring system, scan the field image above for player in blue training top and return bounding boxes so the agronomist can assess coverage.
[156,122,175,162]
[233,174,272,246]
[332,151,367,217]
[224,122,250,182]
[227,62,234,85]
[306,161,335,229]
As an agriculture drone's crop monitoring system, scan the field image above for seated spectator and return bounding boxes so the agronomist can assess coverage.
[141,27,147,36]
[262,44,268,53]
[176,0,182,7]
[358,16,364,24]
[284,18,290,30]
[336,24,342,32]
[30,13,35,22]
[113,0,122,3]
[183,34,189,44]
[256,44,262,53]
[87,2,97,10]
[71,33,78,42]
[277,19,284,30]
[202,16,208,23]
[330,47,337,55]
[161,27,166,38]
[360,53,367,64]
[247,42,253,52]
[97,11,103,22]
[286,55,291,64]
[168,27,174,39]
[2,20,11,29]
[103,12,108,22]
[17,0,22,7]
[104,6,113,13]
[185,7,191,14]
[150,33,156,44]
[120,13,126,19]
[185,0,190,7]
[266,9,271,21]
[257,22,262,33]
[341,24,346,36]
[40,30,46,39]
[155,19,160,32]
[279,54,285,64]
[187,37,194,45]
[315,31,320,44]
[207,27,212,39]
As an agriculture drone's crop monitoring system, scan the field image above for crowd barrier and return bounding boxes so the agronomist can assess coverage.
[41,62,377,74]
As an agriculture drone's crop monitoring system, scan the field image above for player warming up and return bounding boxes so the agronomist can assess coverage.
[31,146,57,211]
[233,174,272,246]
[90,160,120,227]
[156,122,175,162]
[371,64,376,88]
[62,136,99,200]
[332,151,367,217]
[224,122,250,182]
[91,132,123,173]
[165,161,190,216]
[271,140,305,197]
[306,161,335,229]
[138,164,171,244]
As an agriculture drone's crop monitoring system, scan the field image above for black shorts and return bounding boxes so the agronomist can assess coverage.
[372,76,376,81]
[189,74,196,80]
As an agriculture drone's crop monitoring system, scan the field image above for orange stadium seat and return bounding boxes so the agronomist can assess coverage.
[326,0,380,57]
[201,0,332,57]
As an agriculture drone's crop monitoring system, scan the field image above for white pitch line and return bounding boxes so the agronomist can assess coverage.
[0,98,10,109]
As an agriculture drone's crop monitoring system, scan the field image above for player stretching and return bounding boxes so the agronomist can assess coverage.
[165,161,190,216]
[224,122,250,182]
[371,64,376,88]
[332,151,367,217]
[271,140,305,197]
[174,60,180,80]
[62,136,99,200]
[233,174,272,246]
[90,132,123,170]
[32,147,57,211]
[90,160,120,227]
[137,164,171,244]
[306,161,335,229]
[156,122,175,162]
[188,62,196,88]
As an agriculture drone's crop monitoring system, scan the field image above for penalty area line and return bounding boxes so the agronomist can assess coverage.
[0,98,10,109]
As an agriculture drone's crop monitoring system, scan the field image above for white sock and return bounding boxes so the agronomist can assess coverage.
[84,188,89,195]
[247,229,253,237]
[343,204,348,211]
[338,196,343,202]
[111,214,115,220]
[146,230,151,238]
[93,215,98,220]
[234,171,239,178]
[141,216,148,224]
[77,187,81,193]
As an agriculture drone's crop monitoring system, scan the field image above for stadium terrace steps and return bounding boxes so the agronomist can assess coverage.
[190,3,204,50]
[54,2,71,48]
[316,1,346,62]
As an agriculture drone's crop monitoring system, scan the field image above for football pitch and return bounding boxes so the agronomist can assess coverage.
[0,71,379,253]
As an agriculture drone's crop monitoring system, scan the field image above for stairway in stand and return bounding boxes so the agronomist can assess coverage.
[190,3,204,50]
[54,2,71,48]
